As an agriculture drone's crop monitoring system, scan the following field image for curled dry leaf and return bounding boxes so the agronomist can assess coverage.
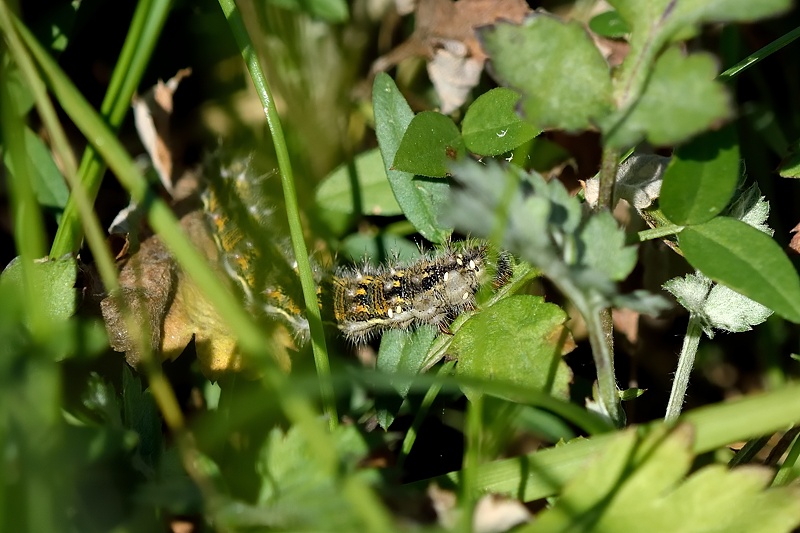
[132,68,192,195]
[100,210,293,378]
[372,0,530,113]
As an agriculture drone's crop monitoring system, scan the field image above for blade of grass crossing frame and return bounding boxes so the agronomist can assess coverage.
[216,0,337,429]
[50,0,172,256]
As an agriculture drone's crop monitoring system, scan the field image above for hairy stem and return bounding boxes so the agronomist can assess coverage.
[665,314,703,422]
[584,302,624,426]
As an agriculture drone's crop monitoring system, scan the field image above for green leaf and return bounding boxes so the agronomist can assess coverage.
[315,148,403,216]
[3,127,69,210]
[779,149,800,178]
[527,424,800,533]
[250,424,370,530]
[461,88,540,156]
[610,0,791,47]
[619,388,646,401]
[372,73,451,243]
[0,255,78,322]
[340,233,420,266]
[377,326,438,397]
[661,126,740,225]
[588,11,630,38]
[679,217,800,323]
[122,365,161,468]
[375,326,438,430]
[452,295,573,402]
[479,16,613,132]
[392,111,465,177]
[603,47,731,148]
[579,211,638,282]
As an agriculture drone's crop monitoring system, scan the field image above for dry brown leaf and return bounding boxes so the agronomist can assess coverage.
[613,307,640,345]
[100,210,293,379]
[372,0,530,112]
[790,221,800,254]
[473,493,532,533]
[132,68,192,195]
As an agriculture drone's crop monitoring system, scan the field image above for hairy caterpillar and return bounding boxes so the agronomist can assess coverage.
[203,154,511,345]
[326,242,490,343]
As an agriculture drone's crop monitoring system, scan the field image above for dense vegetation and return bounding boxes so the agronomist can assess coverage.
[2,0,800,531]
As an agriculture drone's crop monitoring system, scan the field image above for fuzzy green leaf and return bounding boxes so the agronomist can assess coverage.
[461,88,540,156]
[479,16,613,132]
[393,111,465,177]
[452,295,573,402]
[579,210,638,281]
[249,424,370,530]
[664,272,772,337]
[679,217,800,323]
[373,73,451,243]
[661,126,740,225]
[315,148,403,216]
[603,47,730,148]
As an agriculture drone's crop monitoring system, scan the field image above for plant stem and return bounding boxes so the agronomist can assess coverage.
[665,314,703,422]
[583,299,624,426]
[218,0,337,429]
[637,224,684,241]
[597,145,620,212]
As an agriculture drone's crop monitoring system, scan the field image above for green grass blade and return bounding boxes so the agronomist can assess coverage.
[217,0,337,429]
[50,0,172,256]
[719,24,800,81]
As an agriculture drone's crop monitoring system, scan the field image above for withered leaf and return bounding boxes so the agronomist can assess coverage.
[373,0,530,113]
[100,210,293,379]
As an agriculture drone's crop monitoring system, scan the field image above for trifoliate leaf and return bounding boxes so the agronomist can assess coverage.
[461,88,540,156]
[393,111,465,177]
[373,73,451,243]
[680,217,800,324]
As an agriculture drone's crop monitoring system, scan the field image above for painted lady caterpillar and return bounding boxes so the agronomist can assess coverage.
[327,242,491,343]
[203,154,512,345]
